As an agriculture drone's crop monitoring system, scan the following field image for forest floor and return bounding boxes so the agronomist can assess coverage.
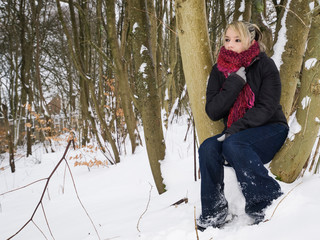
[1,115,320,240]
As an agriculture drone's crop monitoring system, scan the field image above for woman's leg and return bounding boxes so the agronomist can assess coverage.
[198,134,228,227]
[221,124,288,222]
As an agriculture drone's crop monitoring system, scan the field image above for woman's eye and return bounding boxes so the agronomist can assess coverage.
[225,39,230,42]
[235,39,241,42]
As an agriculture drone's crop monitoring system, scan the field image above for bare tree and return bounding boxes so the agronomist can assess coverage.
[271,4,320,182]
[129,0,166,194]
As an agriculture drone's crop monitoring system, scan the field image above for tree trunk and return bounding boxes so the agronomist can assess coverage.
[270,6,320,182]
[176,0,224,144]
[2,104,15,172]
[105,0,139,154]
[129,0,166,194]
[243,0,252,21]
[251,1,273,56]
[273,0,312,119]
[233,0,242,20]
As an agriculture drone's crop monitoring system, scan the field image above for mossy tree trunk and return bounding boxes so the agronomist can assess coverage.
[176,0,224,144]
[274,0,312,119]
[270,6,320,182]
[129,0,166,194]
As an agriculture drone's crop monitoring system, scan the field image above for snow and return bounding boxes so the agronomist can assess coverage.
[1,116,320,240]
[288,111,302,141]
[301,96,311,110]
[132,23,139,33]
[309,2,315,11]
[305,58,317,70]
[140,45,148,55]
[271,0,292,69]
[139,63,147,79]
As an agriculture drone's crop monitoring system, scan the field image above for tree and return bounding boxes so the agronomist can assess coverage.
[274,0,312,119]
[176,0,224,144]
[129,0,166,194]
[105,0,139,154]
[270,5,320,182]
[56,0,120,163]
[1,104,15,172]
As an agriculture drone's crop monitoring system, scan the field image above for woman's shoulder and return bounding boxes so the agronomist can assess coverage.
[256,52,278,71]
[210,63,221,75]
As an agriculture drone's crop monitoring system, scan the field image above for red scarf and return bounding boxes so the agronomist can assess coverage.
[217,41,260,128]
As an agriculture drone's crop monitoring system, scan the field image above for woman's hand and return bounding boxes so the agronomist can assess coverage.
[217,133,231,142]
[235,67,246,82]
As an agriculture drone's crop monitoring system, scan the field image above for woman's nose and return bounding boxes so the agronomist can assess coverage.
[226,43,233,50]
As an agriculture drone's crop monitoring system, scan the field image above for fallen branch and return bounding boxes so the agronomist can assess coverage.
[170,197,188,207]
[4,139,101,240]
[194,206,199,240]
[137,183,153,233]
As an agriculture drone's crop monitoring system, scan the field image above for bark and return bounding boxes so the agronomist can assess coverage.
[18,0,34,156]
[164,5,178,124]
[243,0,252,21]
[270,0,287,57]
[176,0,224,144]
[105,0,139,154]
[233,0,242,21]
[275,0,312,119]
[129,0,166,194]
[2,104,15,172]
[251,1,273,55]
[270,6,320,182]
[155,0,165,106]
[219,0,227,30]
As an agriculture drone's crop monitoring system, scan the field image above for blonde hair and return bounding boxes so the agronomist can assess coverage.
[223,21,265,51]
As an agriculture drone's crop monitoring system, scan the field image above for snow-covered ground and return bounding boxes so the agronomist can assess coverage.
[1,116,320,240]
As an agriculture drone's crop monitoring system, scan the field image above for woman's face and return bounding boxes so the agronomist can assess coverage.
[224,28,247,53]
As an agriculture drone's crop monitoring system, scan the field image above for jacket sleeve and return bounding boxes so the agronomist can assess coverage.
[225,57,282,134]
[205,64,246,121]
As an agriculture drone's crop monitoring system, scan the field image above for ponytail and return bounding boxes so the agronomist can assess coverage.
[244,22,266,52]
[224,21,266,52]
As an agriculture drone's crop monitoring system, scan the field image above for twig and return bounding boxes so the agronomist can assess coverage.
[62,162,67,194]
[137,183,153,232]
[170,197,188,207]
[193,118,197,182]
[32,220,49,240]
[6,139,101,240]
[0,178,47,197]
[7,140,74,239]
[41,202,55,239]
[64,159,101,239]
[194,206,199,240]
[265,181,303,222]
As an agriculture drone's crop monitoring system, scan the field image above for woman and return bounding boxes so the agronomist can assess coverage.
[197,21,288,231]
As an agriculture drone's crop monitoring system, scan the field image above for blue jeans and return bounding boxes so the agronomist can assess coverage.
[198,123,288,223]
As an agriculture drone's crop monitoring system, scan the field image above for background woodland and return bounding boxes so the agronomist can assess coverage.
[0,0,320,194]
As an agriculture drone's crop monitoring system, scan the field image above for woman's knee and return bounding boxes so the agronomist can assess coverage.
[199,136,221,164]
[221,136,246,164]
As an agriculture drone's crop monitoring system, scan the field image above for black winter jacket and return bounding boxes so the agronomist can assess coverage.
[205,52,288,135]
